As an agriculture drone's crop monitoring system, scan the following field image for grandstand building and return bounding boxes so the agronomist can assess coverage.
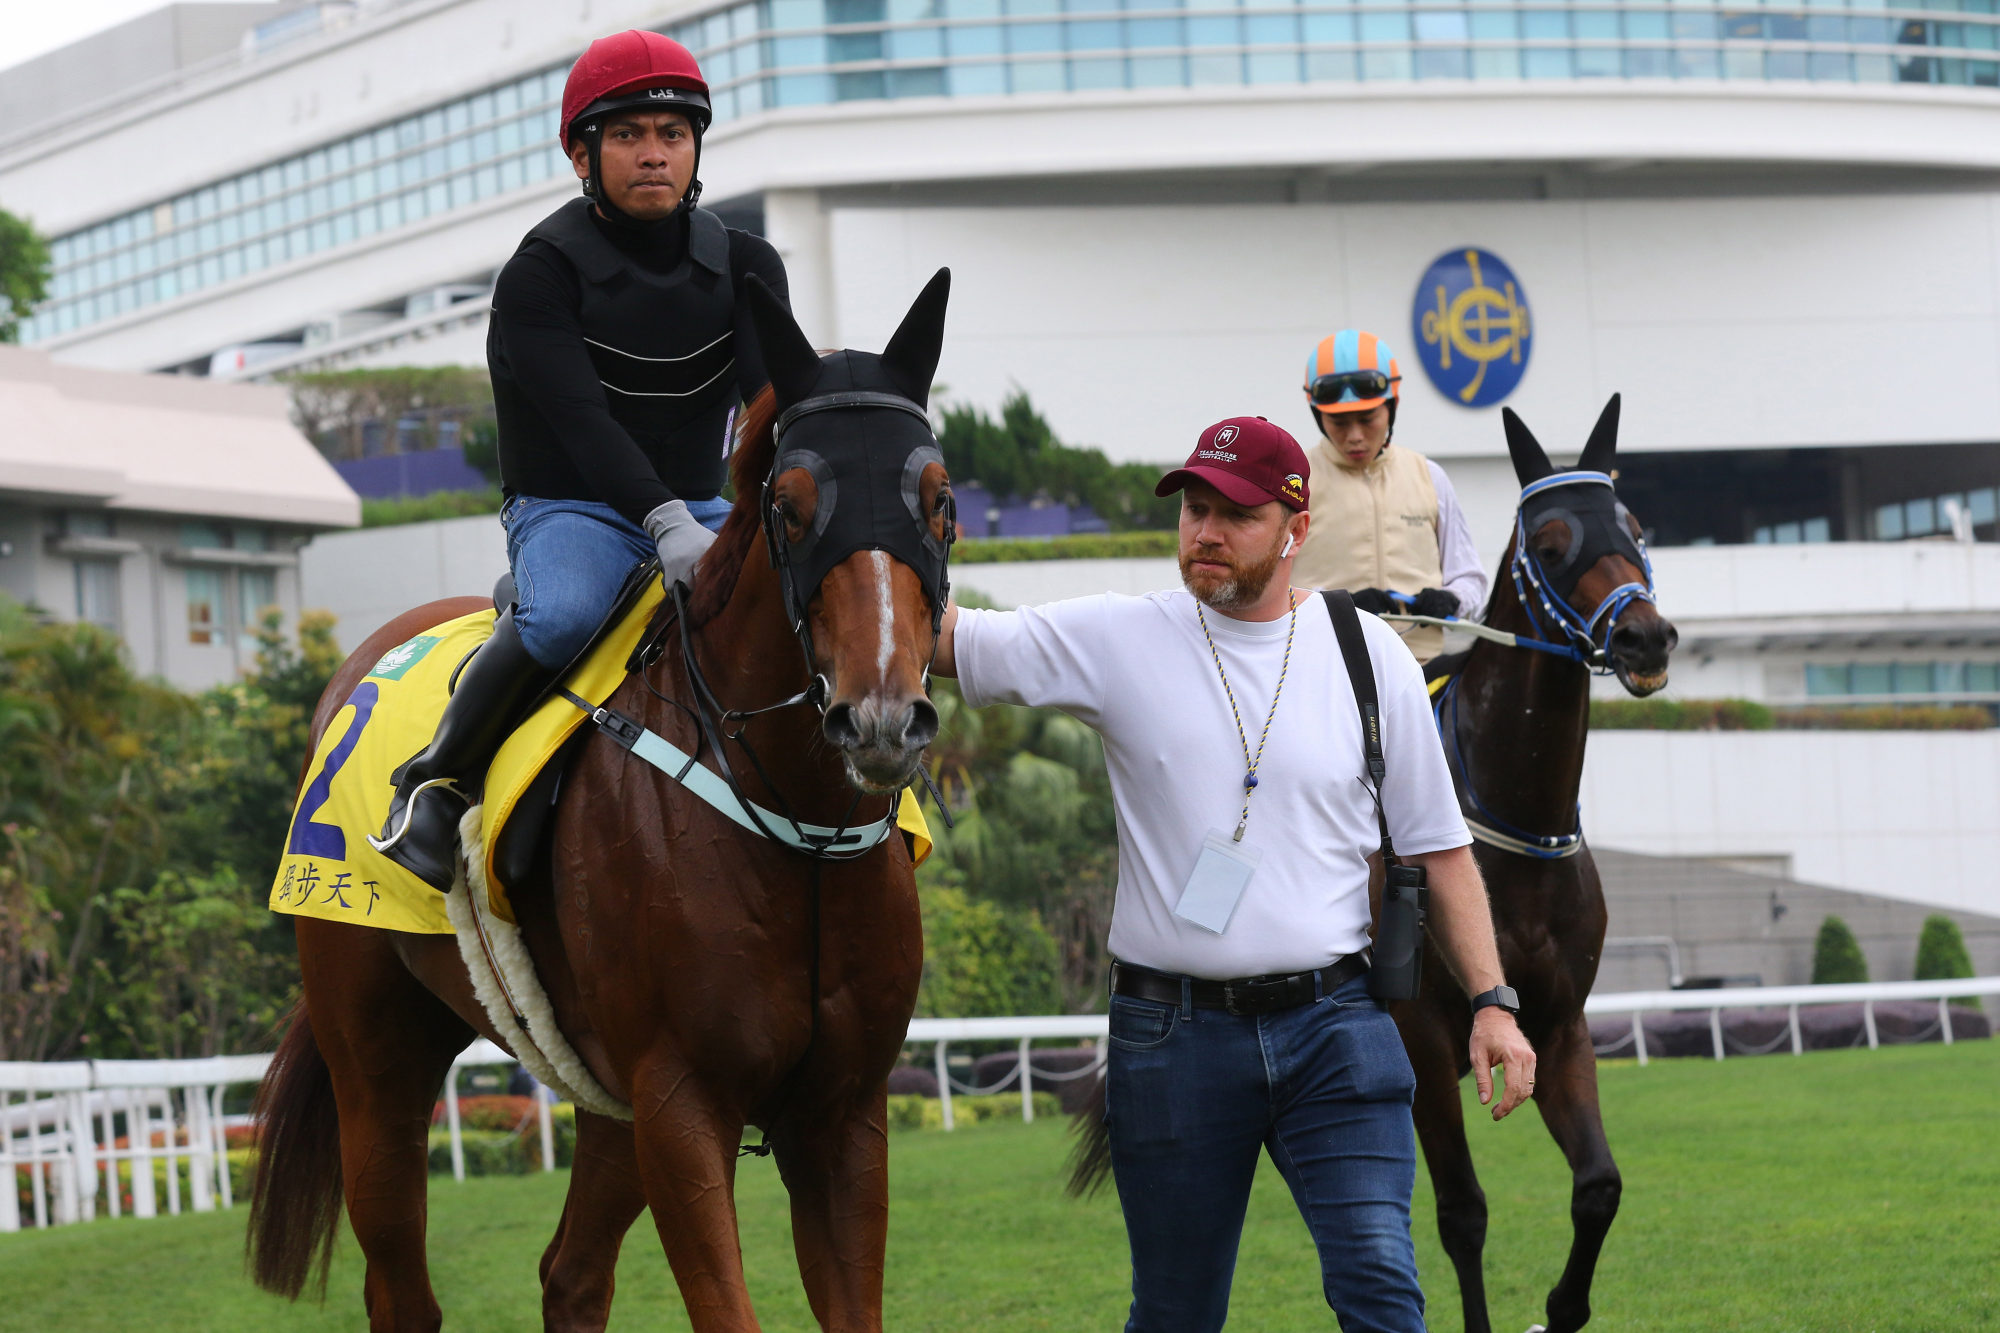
[4,0,1999,705]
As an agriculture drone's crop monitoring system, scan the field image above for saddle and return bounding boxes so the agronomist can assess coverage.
[270,573,930,935]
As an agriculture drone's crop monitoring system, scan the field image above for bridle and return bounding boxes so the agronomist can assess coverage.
[1508,470,1657,673]
[1431,470,1658,859]
[611,387,956,863]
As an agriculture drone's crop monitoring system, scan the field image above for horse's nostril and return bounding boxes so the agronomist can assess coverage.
[822,702,863,749]
[903,698,939,749]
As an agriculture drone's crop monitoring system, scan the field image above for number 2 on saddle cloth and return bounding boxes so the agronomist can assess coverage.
[269,592,934,935]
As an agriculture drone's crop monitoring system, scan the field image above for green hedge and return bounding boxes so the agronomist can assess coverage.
[360,487,503,528]
[885,1092,1060,1130]
[1812,916,1870,985]
[1592,698,1992,731]
[425,1103,577,1176]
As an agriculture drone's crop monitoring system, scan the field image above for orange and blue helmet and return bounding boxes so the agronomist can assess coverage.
[1304,331,1401,415]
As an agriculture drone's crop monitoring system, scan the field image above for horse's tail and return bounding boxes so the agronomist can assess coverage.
[247,1003,344,1300]
[1063,1068,1113,1197]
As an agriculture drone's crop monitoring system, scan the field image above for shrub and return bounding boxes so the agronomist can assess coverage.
[884,1092,1060,1130]
[443,1094,536,1133]
[427,1128,532,1177]
[1769,705,1992,732]
[1811,916,1869,985]
[360,487,503,528]
[1592,698,1773,730]
[1914,915,1977,1011]
[915,885,1062,1019]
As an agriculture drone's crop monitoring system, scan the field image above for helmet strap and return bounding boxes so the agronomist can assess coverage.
[579,122,705,230]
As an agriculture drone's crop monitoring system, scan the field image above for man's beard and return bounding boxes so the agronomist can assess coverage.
[1180,528,1286,612]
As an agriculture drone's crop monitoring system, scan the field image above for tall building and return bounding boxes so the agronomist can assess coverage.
[3,0,1997,700]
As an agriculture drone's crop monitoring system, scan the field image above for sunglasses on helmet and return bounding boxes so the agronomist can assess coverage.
[1307,370,1398,406]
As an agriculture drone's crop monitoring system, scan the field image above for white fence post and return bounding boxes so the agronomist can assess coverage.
[1788,1004,1802,1056]
[537,1090,555,1173]
[0,1089,18,1233]
[1019,1038,1034,1124]
[1631,1012,1648,1066]
[444,1072,465,1183]
[934,1041,954,1132]
[1709,1008,1725,1061]
[1862,1001,1879,1051]
[1939,997,1953,1047]
[127,1090,156,1219]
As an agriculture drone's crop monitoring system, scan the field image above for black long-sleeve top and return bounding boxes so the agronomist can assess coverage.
[488,203,789,526]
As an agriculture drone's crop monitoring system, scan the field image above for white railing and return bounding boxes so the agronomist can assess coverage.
[8,978,1993,1227]
[1581,975,2000,1065]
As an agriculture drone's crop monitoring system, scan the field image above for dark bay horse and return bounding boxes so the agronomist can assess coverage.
[1398,395,1675,1333]
[249,271,958,1332]
[1068,396,1675,1333]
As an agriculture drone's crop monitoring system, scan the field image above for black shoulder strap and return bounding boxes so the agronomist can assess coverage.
[1323,591,1395,862]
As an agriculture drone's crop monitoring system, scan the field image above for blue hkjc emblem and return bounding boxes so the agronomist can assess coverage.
[1412,248,1533,409]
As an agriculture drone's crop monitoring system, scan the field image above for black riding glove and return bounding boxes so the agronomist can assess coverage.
[1350,588,1395,615]
[1411,587,1459,619]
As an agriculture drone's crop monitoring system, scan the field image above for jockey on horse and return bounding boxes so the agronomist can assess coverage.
[1290,330,1488,663]
[371,30,789,889]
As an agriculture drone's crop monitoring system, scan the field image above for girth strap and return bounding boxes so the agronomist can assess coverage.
[561,691,897,855]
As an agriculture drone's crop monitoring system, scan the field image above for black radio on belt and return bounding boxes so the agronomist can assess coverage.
[1323,591,1429,1003]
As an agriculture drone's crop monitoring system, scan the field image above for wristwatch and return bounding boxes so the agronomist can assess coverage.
[1471,985,1520,1017]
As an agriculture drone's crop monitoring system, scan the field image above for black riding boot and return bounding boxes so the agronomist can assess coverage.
[369,609,555,891]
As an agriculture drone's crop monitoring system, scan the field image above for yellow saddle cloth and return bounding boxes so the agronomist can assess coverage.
[269,583,932,934]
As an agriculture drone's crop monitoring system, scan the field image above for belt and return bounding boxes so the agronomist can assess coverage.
[1109,953,1370,1018]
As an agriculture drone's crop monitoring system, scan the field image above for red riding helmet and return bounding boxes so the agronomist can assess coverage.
[561,30,711,151]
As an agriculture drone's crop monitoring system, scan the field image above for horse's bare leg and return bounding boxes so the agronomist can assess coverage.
[1398,1004,1494,1333]
[771,1092,891,1333]
[627,1065,760,1332]
[1531,1016,1622,1333]
[539,1111,649,1333]
[299,920,472,1333]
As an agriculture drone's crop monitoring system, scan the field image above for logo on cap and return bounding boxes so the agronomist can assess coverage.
[1282,473,1305,503]
[1214,424,1240,447]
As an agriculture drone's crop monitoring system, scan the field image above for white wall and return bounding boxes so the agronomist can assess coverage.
[819,189,2000,467]
[1583,731,2000,917]
[298,513,506,655]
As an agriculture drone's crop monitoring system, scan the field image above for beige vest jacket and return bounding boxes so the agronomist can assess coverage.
[1295,441,1446,660]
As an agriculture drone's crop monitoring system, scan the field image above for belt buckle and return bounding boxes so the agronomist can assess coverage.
[1222,975,1288,1017]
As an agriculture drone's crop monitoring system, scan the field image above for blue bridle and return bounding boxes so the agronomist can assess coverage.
[1508,471,1657,673]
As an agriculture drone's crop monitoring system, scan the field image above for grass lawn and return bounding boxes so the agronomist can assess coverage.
[2,1041,1995,1331]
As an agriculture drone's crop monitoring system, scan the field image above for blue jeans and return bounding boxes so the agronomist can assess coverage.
[501,494,732,670]
[1106,970,1424,1333]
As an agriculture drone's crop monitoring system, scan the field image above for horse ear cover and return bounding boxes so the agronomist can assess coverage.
[1502,407,1556,486]
[745,273,821,408]
[1576,393,1622,475]
[879,267,951,407]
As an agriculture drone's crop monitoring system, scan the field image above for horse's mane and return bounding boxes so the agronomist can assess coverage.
[686,385,779,629]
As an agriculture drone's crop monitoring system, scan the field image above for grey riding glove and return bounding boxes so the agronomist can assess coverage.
[643,499,718,591]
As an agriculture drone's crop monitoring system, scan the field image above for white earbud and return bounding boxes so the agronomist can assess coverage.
[1281,533,1296,558]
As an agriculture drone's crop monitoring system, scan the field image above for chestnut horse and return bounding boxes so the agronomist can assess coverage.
[1068,396,1676,1333]
[249,270,958,1332]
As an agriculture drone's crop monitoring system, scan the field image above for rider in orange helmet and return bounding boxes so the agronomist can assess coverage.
[1291,330,1487,662]
[372,31,790,889]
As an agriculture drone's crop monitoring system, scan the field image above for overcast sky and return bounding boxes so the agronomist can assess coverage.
[0,1,246,73]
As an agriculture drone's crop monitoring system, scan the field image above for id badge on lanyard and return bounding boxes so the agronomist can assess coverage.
[1172,829,1264,935]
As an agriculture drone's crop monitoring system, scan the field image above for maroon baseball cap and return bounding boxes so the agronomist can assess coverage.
[1156,416,1310,512]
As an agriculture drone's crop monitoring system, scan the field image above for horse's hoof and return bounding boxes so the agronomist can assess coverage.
[1526,1326,1548,1332]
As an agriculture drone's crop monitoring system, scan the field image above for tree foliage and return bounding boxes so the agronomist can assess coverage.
[913,885,1061,1019]
[1810,915,1869,985]
[283,365,495,462]
[936,391,1177,532]
[0,595,338,1059]
[0,208,51,344]
[1914,914,1973,983]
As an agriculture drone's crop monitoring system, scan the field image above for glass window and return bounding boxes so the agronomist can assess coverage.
[1803,516,1832,542]
[1011,21,1066,49]
[1359,11,1410,41]
[1850,663,1892,694]
[186,567,223,646]
[239,568,278,645]
[1473,47,1522,75]
[1522,9,1569,38]
[1967,487,1997,525]
[1361,47,1414,76]
[951,60,1011,91]
[1417,46,1471,75]
[1804,663,1848,696]
[1071,53,1128,84]
[74,560,120,634]
[1575,9,1620,38]
[1965,662,1999,692]
[1905,496,1936,535]
[1470,11,1519,38]
[1246,12,1299,42]
[1414,10,1469,39]
[1130,16,1185,44]
[1247,49,1301,79]
[1875,503,1905,541]
[1576,44,1621,73]
[1626,8,1671,37]
[1188,14,1239,42]
[1891,661,1934,694]
[1930,660,1964,693]
[1524,46,1574,75]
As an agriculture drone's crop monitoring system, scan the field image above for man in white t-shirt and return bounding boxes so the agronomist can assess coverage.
[931,416,1535,1333]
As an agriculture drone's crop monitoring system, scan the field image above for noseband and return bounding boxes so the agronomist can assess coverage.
[1509,470,1657,673]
